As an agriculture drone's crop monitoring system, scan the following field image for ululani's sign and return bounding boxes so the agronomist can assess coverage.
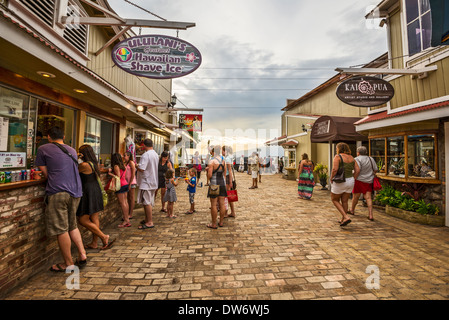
[111,35,202,79]
[336,76,395,107]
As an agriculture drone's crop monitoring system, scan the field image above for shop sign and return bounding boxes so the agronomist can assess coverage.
[336,76,394,107]
[111,35,202,79]
[0,152,26,169]
[179,114,202,132]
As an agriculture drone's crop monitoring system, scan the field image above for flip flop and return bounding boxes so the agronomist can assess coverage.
[118,223,131,228]
[138,224,154,230]
[207,224,217,229]
[84,244,98,250]
[49,263,66,272]
[340,219,352,227]
[75,258,87,269]
[101,239,115,250]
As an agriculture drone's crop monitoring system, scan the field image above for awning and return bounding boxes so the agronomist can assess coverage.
[281,139,299,147]
[310,116,367,143]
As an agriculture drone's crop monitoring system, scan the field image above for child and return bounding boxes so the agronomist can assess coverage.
[163,168,179,218]
[185,167,197,214]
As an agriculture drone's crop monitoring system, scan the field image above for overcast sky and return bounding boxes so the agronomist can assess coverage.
[108,0,387,154]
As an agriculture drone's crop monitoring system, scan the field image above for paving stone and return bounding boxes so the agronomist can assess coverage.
[4,173,449,301]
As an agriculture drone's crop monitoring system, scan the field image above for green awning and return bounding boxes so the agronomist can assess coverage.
[430,0,449,46]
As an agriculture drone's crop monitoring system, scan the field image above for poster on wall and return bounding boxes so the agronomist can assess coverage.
[179,114,202,132]
[0,152,26,169]
[0,117,9,151]
[111,34,202,79]
[0,96,23,119]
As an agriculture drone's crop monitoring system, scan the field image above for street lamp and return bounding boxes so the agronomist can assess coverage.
[136,105,147,114]
[169,94,177,108]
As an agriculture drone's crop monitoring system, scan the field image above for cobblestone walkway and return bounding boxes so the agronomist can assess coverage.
[5,172,449,300]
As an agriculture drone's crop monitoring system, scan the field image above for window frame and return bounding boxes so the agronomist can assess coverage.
[369,130,440,184]
[402,0,433,62]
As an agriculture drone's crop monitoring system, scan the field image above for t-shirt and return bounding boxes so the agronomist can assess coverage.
[355,155,377,183]
[35,143,82,198]
[225,155,233,176]
[187,176,197,193]
[137,149,159,190]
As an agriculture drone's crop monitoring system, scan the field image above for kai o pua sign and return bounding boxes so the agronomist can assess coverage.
[111,35,202,79]
[336,76,395,108]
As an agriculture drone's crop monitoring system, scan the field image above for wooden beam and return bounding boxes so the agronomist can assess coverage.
[95,26,131,56]
[61,16,195,29]
[77,0,126,23]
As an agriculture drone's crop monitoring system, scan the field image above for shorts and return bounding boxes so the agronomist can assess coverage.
[207,185,228,199]
[251,171,258,179]
[45,192,81,237]
[331,177,355,195]
[353,180,373,194]
[189,192,195,204]
[138,189,156,206]
[115,184,129,194]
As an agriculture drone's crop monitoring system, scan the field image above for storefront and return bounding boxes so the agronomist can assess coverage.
[0,0,181,297]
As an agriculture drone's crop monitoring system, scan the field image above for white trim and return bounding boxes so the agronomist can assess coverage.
[389,95,449,114]
[356,106,449,131]
[287,132,308,139]
[285,114,320,120]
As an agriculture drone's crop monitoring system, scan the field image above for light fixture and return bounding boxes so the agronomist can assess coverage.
[136,105,147,114]
[73,89,87,94]
[37,71,56,78]
[168,94,177,108]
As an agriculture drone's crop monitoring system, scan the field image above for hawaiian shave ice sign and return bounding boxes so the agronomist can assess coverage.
[336,76,395,107]
[111,35,202,79]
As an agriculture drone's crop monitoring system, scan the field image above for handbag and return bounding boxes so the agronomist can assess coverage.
[209,184,220,196]
[105,174,121,193]
[332,154,346,183]
[88,162,108,207]
[227,189,238,202]
[369,157,382,191]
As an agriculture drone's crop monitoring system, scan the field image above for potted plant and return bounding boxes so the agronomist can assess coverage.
[313,163,329,190]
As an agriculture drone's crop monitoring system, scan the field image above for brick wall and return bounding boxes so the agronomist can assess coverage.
[0,173,122,298]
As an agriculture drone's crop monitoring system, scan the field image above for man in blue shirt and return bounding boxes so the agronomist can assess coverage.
[35,126,87,272]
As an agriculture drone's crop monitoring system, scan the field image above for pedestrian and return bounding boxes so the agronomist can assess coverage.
[155,151,172,213]
[279,157,284,174]
[185,167,197,214]
[297,153,315,200]
[35,126,87,272]
[330,142,360,227]
[258,154,262,183]
[192,151,202,182]
[223,145,236,218]
[77,145,114,250]
[349,146,378,221]
[248,152,259,189]
[137,139,159,230]
[206,145,227,229]
[238,155,244,172]
[109,153,130,228]
[124,151,137,220]
[205,146,212,186]
[163,168,179,218]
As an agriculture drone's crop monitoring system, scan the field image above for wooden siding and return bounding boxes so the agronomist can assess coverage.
[86,26,171,123]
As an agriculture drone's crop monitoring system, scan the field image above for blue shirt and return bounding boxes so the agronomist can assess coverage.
[187,176,197,193]
[35,143,83,198]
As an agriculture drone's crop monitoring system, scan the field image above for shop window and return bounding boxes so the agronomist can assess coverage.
[387,136,405,177]
[0,87,30,171]
[37,100,75,148]
[369,132,438,182]
[84,116,115,164]
[407,134,436,179]
[370,138,386,173]
[405,0,432,56]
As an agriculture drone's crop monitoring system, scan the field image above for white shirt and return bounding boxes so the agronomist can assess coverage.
[137,149,159,190]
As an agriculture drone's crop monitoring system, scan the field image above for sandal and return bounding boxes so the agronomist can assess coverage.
[49,263,66,273]
[207,224,217,229]
[101,239,115,250]
[84,244,98,250]
[138,224,154,230]
[340,219,352,227]
[118,222,131,228]
[75,258,87,269]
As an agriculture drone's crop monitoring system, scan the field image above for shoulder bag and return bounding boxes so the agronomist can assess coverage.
[369,157,382,191]
[88,161,108,207]
[332,154,346,183]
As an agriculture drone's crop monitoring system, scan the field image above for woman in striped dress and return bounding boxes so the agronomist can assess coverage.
[298,153,315,200]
